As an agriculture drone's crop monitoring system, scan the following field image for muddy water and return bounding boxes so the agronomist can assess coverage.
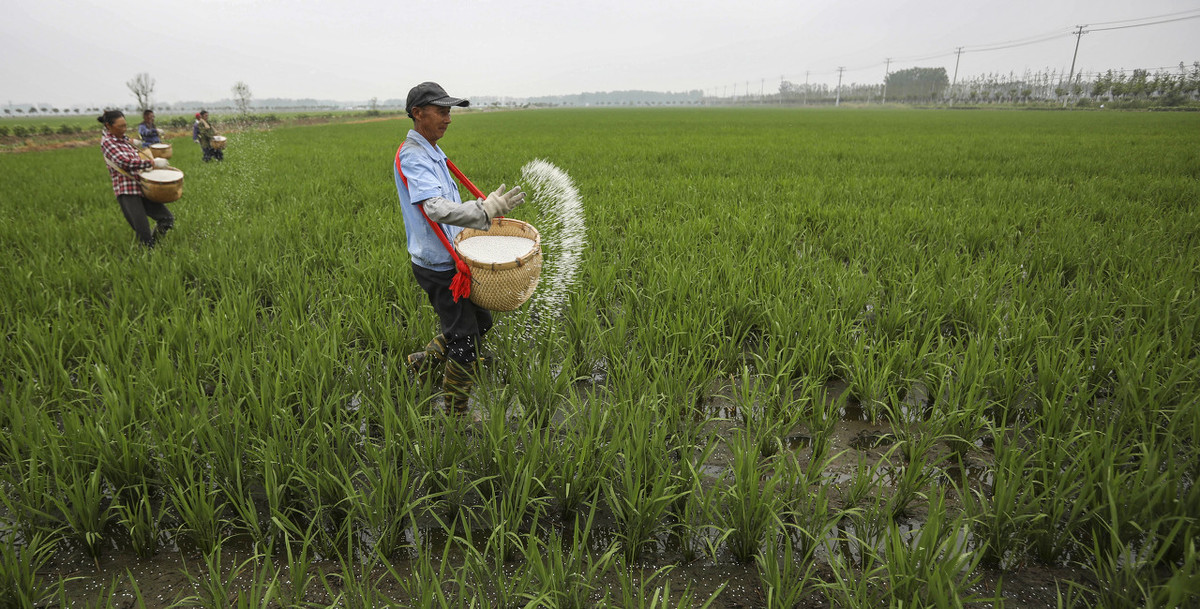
[41,377,1080,607]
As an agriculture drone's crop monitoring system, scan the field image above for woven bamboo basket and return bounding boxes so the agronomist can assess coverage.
[454,218,542,311]
[211,135,227,150]
[140,168,184,203]
[149,143,172,159]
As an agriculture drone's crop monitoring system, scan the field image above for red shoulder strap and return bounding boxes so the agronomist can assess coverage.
[396,143,472,302]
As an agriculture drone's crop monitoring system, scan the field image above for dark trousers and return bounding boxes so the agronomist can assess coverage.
[412,263,493,365]
[117,194,174,247]
[202,146,224,162]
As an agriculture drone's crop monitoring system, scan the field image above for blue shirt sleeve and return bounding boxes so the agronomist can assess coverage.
[400,146,455,205]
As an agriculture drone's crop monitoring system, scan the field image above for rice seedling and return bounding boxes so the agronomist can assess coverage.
[756,527,820,609]
[270,516,321,607]
[48,460,114,562]
[178,545,279,609]
[113,482,166,558]
[543,393,617,516]
[959,422,1044,570]
[716,428,784,562]
[474,459,548,566]
[0,531,60,607]
[881,491,988,607]
[609,560,725,609]
[604,396,687,561]
[525,506,619,608]
[165,456,228,556]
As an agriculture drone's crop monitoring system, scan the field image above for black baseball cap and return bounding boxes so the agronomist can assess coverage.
[406,82,469,118]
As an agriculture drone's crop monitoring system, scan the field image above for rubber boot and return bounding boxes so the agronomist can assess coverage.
[406,334,447,379]
[442,359,476,416]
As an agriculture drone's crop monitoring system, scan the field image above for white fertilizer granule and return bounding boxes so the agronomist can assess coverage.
[457,235,536,263]
[140,169,183,182]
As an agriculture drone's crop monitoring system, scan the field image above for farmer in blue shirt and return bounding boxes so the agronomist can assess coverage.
[394,81,525,416]
[137,110,162,147]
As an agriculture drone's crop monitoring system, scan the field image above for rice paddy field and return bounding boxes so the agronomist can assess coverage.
[1,108,1198,608]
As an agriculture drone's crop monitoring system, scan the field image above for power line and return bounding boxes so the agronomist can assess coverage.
[1090,13,1200,32]
[965,30,1073,54]
[711,8,1196,97]
[1086,8,1200,27]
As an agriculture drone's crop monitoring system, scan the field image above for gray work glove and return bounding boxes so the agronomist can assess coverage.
[152,158,169,169]
[480,184,526,221]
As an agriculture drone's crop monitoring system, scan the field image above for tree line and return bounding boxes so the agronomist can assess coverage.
[767,61,1200,106]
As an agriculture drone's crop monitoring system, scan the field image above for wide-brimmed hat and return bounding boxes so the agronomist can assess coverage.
[406,82,469,117]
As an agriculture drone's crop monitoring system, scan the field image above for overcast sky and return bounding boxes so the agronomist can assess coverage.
[2,0,1197,108]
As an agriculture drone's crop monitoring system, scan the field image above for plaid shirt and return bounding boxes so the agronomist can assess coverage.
[100,131,152,196]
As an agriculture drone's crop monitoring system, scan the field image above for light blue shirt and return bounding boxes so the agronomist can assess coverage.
[395,130,464,271]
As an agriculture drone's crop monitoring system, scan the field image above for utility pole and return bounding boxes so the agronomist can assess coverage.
[804,71,810,106]
[760,78,764,104]
[951,47,964,104]
[835,67,845,106]
[780,75,784,105]
[882,58,892,104]
[1065,25,1088,107]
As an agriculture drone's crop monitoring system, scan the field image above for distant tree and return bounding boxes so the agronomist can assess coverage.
[232,81,253,114]
[127,72,155,112]
[28,107,37,114]
[367,96,380,116]
[884,67,949,102]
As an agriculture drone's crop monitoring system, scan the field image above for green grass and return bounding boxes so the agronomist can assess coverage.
[1,107,1198,606]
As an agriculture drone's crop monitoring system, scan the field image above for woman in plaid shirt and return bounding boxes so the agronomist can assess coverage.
[99,109,174,248]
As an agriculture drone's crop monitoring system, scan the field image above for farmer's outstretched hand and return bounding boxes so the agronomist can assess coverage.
[481,184,525,220]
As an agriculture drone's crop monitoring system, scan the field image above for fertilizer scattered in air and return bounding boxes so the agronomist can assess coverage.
[520,159,587,330]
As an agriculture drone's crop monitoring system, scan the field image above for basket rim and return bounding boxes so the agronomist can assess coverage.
[454,218,541,272]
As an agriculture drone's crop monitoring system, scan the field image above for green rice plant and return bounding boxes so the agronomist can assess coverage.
[1026,428,1103,565]
[474,459,548,566]
[670,438,725,564]
[0,531,60,607]
[408,402,478,521]
[544,394,617,516]
[881,491,988,607]
[48,460,114,562]
[821,536,888,608]
[608,559,725,609]
[507,336,582,427]
[92,416,158,500]
[269,515,321,608]
[457,531,543,609]
[524,506,619,609]
[0,442,59,543]
[604,397,686,561]
[318,551,401,609]
[886,427,943,517]
[840,336,907,423]
[776,449,837,562]
[756,527,821,609]
[840,453,879,510]
[716,428,784,562]
[959,423,1044,570]
[113,482,166,559]
[165,457,228,556]
[354,439,418,559]
[179,546,279,609]
[398,523,469,609]
[1084,497,1196,609]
